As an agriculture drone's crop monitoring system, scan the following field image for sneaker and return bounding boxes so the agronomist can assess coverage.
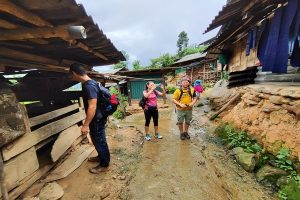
[88,156,100,163]
[184,132,191,140]
[89,165,109,174]
[180,133,185,140]
[145,134,151,141]
[155,133,163,139]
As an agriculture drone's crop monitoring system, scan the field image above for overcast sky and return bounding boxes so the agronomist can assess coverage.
[76,0,226,69]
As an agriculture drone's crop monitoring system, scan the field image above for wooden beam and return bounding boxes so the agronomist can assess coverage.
[0,153,9,200]
[50,125,82,162]
[8,164,54,200]
[0,0,52,27]
[0,1,108,61]
[0,47,62,66]
[45,144,94,182]
[3,147,39,192]
[2,111,86,161]
[0,27,85,41]
[29,104,80,127]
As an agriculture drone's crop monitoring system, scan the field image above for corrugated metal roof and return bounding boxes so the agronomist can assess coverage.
[205,0,288,50]
[174,52,207,64]
[0,0,125,71]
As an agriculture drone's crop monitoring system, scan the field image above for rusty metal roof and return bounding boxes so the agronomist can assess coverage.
[205,0,288,50]
[0,0,125,74]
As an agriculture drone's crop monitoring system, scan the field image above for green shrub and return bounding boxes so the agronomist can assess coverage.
[275,148,294,172]
[166,85,177,94]
[109,86,128,119]
[214,123,262,153]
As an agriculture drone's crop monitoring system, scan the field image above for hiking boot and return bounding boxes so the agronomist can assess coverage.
[145,134,151,141]
[155,133,163,139]
[180,133,185,140]
[184,132,191,140]
[88,156,100,163]
[89,165,109,174]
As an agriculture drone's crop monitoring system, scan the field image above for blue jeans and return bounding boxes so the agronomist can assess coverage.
[89,119,110,167]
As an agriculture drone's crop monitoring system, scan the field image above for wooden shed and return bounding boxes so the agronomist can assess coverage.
[0,1,126,199]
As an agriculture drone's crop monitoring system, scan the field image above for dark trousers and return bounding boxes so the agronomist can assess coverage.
[89,119,110,167]
[144,109,158,127]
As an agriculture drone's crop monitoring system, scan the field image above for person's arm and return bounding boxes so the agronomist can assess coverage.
[188,92,198,107]
[143,85,156,98]
[172,89,186,108]
[81,98,97,135]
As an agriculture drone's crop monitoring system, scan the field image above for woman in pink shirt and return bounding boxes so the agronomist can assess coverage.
[143,81,165,141]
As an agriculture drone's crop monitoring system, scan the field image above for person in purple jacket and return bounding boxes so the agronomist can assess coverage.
[143,81,166,141]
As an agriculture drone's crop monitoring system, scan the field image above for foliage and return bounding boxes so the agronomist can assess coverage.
[215,123,263,153]
[202,82,215,90]
[177,31,189,53]
[132,60,144,70]
[278,175,300,200]
[275,148,294,172]
[114,50,129,69]
[166,85,177,94]
[221,71,229,80]
[148,53,176,68]
[109,86,128,119]
[178,44,207,58]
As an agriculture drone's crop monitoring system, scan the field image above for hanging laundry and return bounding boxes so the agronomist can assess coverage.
[291,37,300,67]
[257,20,269,66]
[246,27,258,56]
[288,2,300,54]
[261,7,283,72]
[274,0,298,73]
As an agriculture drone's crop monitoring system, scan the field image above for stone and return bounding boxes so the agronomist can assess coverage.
[276,176,290,188]
[234,151,256,172]
[38,182,64,200]
[262,105,281,113]
[23,198,40,200]
[230,147,245,156]
[244,99,259,106]
[282,103,300,117]
[293,162,300,174]
[118,175,126,180]
[203,105,211,113]
[255,165,287,182]
[269,96,284,105]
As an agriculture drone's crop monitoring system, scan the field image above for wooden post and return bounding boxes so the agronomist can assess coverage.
[0,152,9,200]
[162,75,167,104]
[116,83,126,117]
[127,80,132,106]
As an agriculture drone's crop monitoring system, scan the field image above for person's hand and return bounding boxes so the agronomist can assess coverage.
[188,103,194,107]
[81,125,90,135]
[179,103,187,108]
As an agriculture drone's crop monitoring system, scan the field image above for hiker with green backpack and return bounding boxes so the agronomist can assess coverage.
[172,76,197,140]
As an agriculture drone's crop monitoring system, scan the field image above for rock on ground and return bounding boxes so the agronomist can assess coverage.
[255,165,287,182]
[38,182,64,200]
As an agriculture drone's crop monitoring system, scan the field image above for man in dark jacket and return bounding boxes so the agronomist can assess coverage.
[69,63,110,174]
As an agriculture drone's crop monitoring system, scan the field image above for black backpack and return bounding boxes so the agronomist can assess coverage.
[178,86,193,100]
[139,90,158,109]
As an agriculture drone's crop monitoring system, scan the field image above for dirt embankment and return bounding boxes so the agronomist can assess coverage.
[220,84,300,159]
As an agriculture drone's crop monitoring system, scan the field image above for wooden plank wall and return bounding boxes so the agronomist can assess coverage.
[1,100,86,199]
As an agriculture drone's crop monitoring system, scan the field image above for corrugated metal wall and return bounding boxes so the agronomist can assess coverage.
[129,75,163,99]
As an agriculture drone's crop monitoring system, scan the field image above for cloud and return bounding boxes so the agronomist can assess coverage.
[76,0,226,67]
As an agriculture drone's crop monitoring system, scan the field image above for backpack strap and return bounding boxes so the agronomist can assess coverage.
[178,87,193,101]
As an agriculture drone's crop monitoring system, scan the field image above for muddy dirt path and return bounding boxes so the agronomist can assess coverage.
[122,106,277,200]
